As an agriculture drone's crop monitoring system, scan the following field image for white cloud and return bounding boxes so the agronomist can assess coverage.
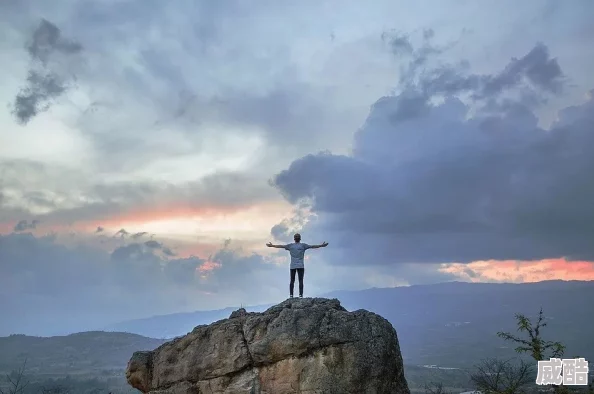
[1,0,593,334]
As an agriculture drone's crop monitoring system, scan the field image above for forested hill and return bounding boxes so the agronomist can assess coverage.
[0,331,165,375]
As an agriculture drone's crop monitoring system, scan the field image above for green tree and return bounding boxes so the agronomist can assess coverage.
[497,308,565,361]
[495,308,594,394]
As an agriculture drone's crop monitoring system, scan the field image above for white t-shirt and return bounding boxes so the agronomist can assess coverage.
[284,242,311,269]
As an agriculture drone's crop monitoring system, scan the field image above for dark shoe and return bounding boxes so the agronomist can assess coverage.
[289,295,293,298]
[299,294,303,298]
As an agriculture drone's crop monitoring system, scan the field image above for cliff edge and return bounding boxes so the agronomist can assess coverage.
[126,297,410,394]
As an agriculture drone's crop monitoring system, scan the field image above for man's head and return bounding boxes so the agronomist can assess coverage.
[294,233,301,242]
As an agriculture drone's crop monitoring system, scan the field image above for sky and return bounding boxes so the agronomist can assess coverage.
[1,0,594,336]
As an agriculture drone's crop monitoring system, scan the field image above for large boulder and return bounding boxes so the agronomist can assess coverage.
[126,297,410,394]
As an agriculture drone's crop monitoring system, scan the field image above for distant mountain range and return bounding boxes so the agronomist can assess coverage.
[1,280,591,393]
[323,280,594,367]
[0,331,165,376]
[102,280,594,368]
[103,305,273,339]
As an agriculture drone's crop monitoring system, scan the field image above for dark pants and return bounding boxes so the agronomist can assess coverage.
[290,268,304,296]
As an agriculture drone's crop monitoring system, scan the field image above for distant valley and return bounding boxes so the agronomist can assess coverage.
[2,280,593,393]
[102,280,594,368]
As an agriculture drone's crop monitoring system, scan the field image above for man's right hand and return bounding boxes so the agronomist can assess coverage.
[266,242,273,247]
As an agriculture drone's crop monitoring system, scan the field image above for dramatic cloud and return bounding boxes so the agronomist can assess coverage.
[381,32,565,119]
[270,202,313,243]
[162,247,176,257]
[132,231,148,239]
[0,232,285,336]
[0,161,280,230]
[11,19,82,124]
[441,259,594,283]
[26,18,82,63]
[1,0,593,335]
[13,219,39,232]
[272,41,594,265]
[114,228,129,238]
[144,239,162,249]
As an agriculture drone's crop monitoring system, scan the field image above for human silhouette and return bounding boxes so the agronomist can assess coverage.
[267,233,328,298]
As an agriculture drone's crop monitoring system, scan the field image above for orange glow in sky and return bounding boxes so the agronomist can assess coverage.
[197,261,222,273]
[3,201,594,284]
[440,258,594,282]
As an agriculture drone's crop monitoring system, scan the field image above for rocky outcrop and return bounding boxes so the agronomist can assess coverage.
[126,297,410,394]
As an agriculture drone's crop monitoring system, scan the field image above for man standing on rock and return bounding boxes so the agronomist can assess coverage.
[266,233,328,298]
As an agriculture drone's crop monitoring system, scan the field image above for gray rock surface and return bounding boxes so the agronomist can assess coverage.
[126,297,410,394]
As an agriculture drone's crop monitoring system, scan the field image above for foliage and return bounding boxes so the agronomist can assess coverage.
[496,308,578,394]
[466,308,594,394]
[0,331,164,377]
[497,308,565,361]
[0,359,111,394]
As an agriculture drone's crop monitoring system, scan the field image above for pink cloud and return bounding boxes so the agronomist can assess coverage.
[197,260,222,273]
[440,258,594,282]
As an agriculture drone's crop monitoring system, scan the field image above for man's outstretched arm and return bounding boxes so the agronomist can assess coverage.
[308,242,329,249]
[266,242,286,248]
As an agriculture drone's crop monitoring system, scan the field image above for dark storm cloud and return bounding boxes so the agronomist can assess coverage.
[132,231,148,239]
[162,247,176,257]
[27,18,82,64]
[11,19,82,124]
[12,70,67,125]
[198,245,285,295]
[0,233,283,335]
[487,42,564,94]
[0,233,180,334]
[0,233,104,292]
[271,43,594,265]
[144,239,162,249]
[383,32,565,110]
[385,34,414,56]
[114,228,129,238]
[419,42,565,105]
[13,219,39,232]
